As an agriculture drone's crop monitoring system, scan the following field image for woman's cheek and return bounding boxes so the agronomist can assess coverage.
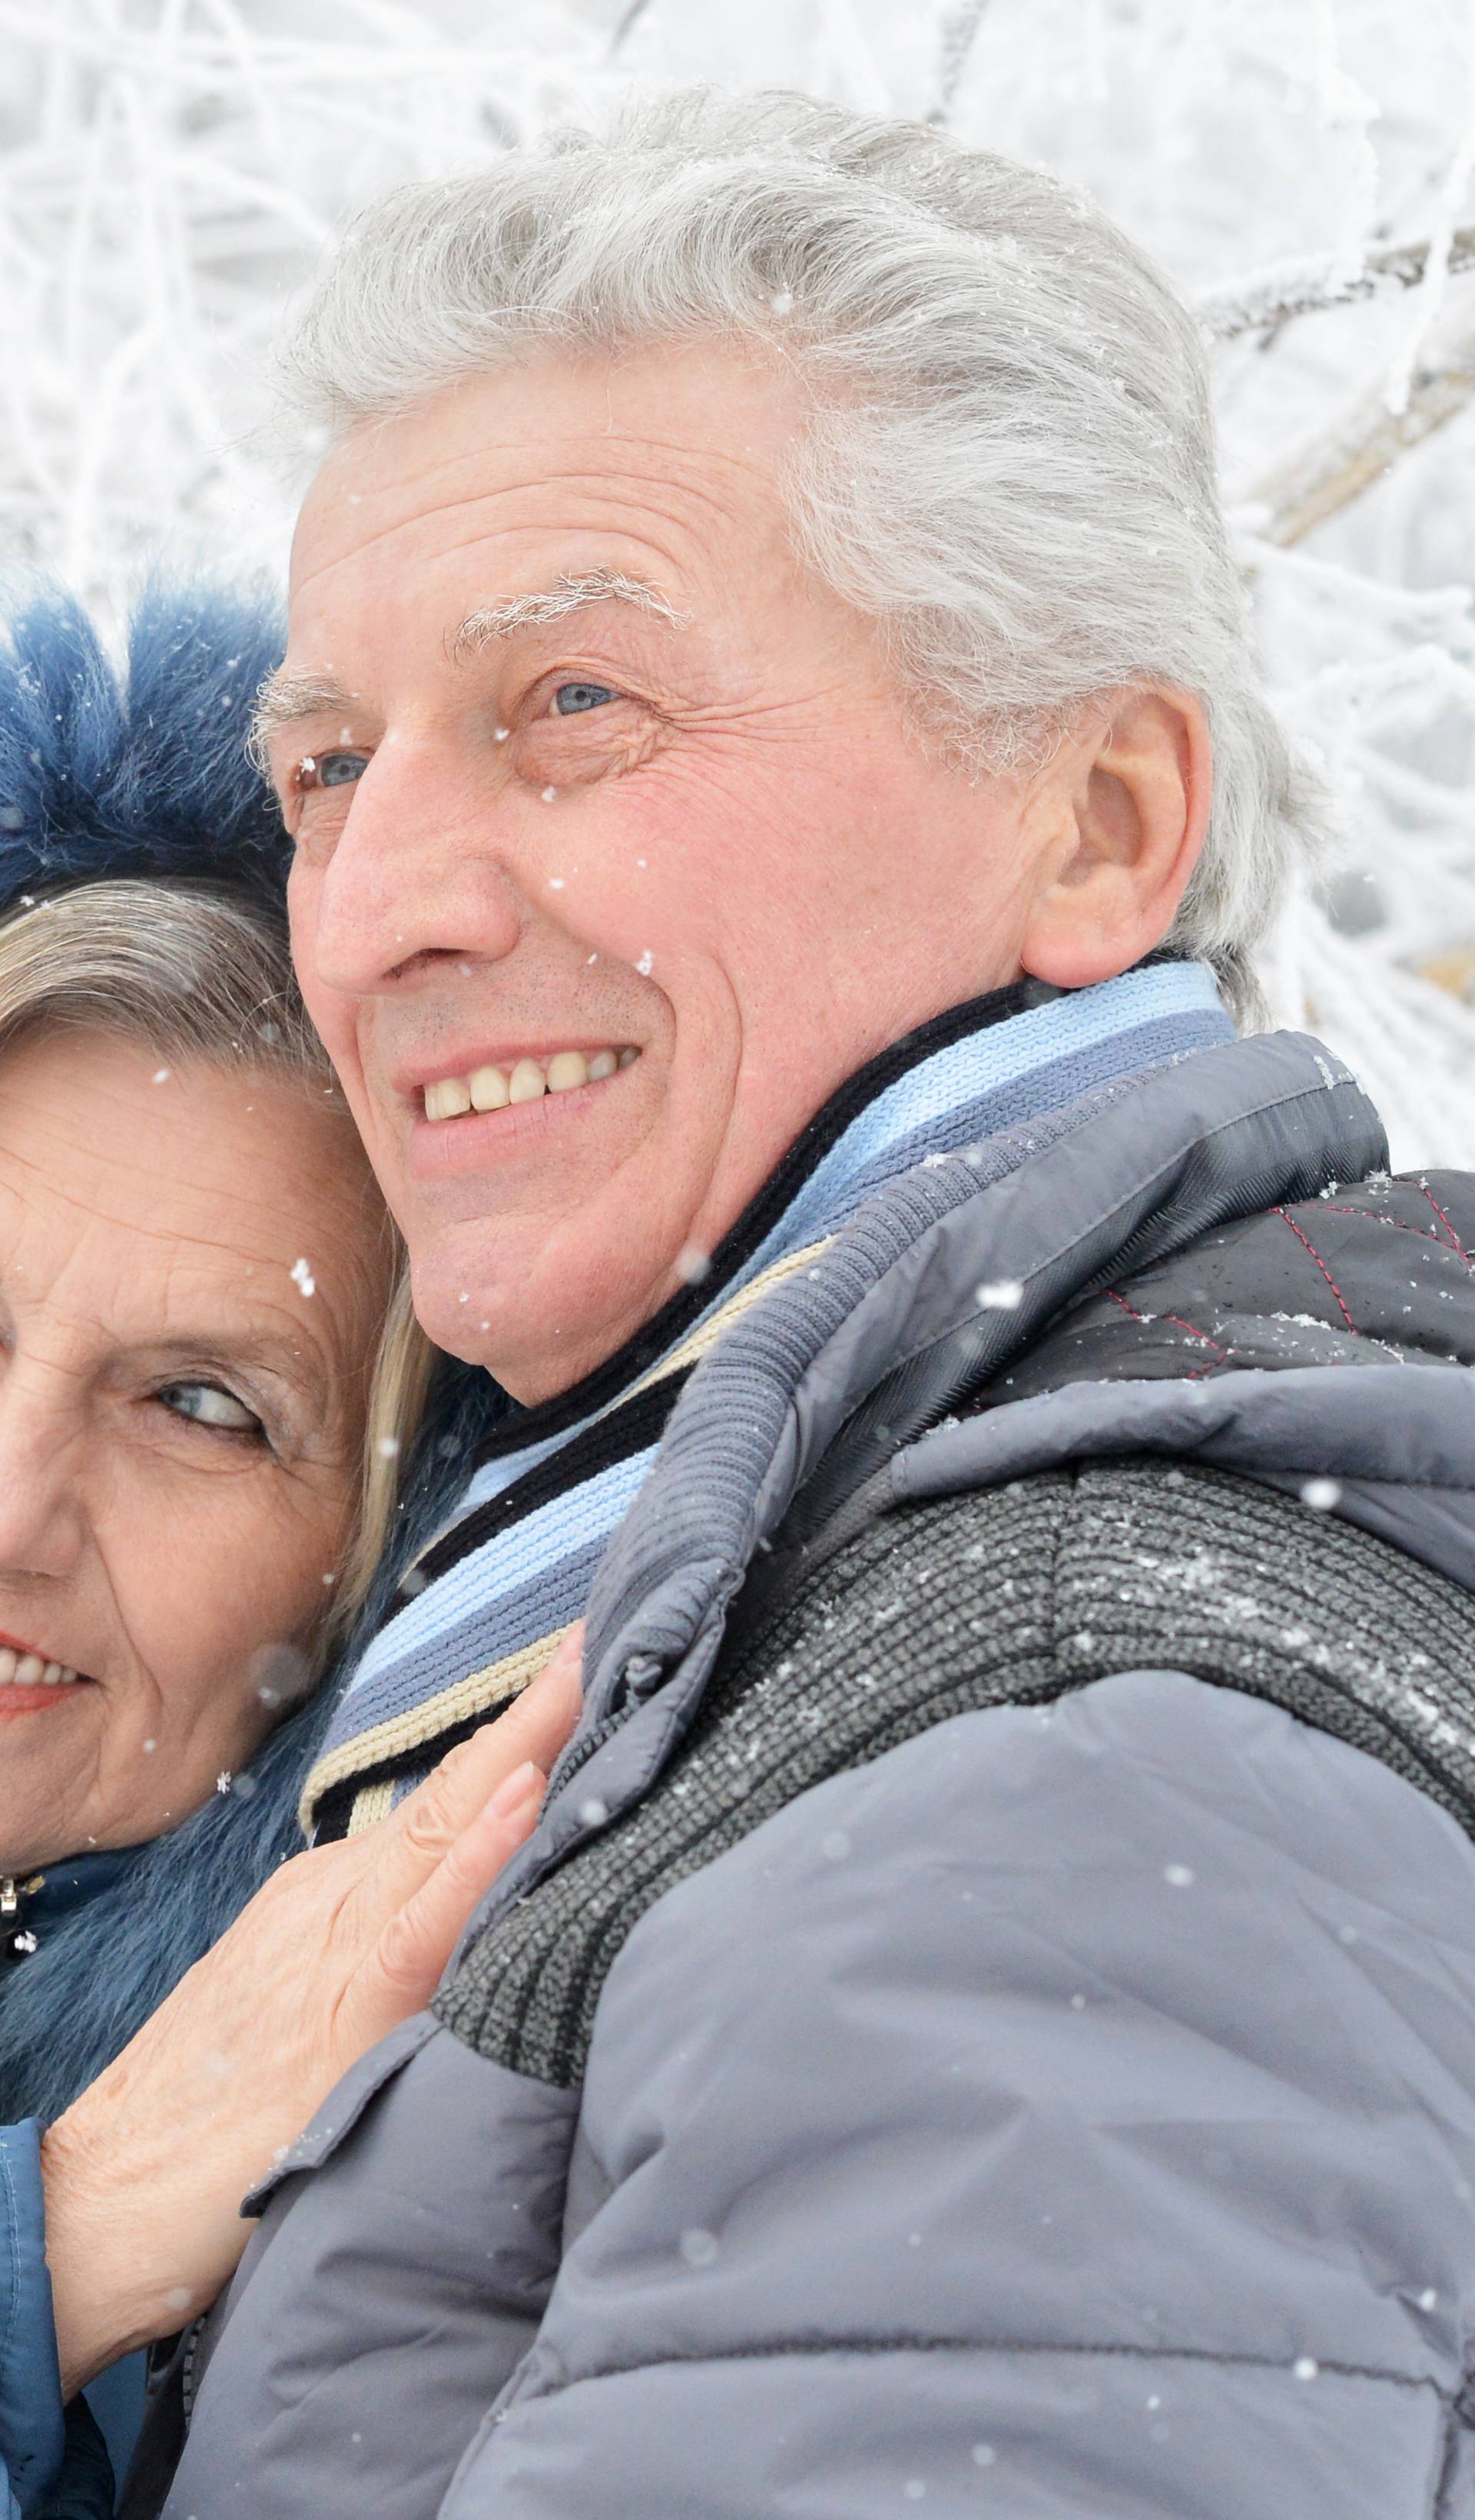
[124,1472,341,1767]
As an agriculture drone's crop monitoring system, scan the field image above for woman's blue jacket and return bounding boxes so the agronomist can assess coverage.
[0,1852,144,2519]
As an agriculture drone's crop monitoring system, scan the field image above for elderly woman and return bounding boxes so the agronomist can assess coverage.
[0,585,576,2519]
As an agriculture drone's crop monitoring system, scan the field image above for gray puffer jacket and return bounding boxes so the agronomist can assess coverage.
[152,1033,1475,2520]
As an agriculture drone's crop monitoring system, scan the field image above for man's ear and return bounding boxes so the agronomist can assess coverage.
[1017,688,1211,990]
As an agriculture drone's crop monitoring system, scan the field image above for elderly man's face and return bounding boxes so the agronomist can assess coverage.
[271,350,1083,1398]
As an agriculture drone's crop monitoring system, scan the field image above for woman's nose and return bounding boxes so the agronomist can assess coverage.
[0,1368,88,1580]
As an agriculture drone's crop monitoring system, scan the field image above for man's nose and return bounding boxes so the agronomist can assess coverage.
[306,744,525,999]
[0,1368,88,1583]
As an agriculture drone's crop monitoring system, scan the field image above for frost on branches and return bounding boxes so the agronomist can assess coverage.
[1,0,1473,1163]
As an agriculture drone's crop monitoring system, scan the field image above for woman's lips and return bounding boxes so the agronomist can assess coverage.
[0,1632,91,1713]
[0,1679,90,1718]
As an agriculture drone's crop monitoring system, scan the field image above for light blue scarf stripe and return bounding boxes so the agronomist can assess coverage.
[341,1447,656,1704]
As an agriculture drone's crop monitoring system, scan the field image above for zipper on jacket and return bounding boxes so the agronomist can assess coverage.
[0,1872,41,1965]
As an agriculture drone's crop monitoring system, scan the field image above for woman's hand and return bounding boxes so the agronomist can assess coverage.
[41,1628,582,2397]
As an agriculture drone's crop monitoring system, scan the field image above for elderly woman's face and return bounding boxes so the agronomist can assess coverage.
[0,1029,389,1872]
[273,346,1053,1405]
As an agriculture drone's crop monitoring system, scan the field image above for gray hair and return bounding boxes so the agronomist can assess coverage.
[278,87,1319,1021]
[0,878,434,1645]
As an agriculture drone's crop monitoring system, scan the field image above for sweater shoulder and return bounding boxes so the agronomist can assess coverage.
[436,1457,1473,2087]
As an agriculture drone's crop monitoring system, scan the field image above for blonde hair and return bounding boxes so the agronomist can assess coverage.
[0,877,436,1650]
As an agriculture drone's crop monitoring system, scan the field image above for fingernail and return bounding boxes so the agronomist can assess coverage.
[489,1759,541,1820]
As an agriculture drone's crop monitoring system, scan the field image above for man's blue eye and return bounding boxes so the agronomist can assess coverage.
[552,683,616,717]
[317,751,366,787]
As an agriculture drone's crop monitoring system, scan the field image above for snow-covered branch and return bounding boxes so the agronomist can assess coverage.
[1198,227,1475,342]
[1242,312,1475,545]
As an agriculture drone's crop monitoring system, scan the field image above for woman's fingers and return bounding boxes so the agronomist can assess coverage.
[335,1630,585,2044]
[493,1623,586,1770]
[346,1623,584,1926]
[333,1623,579,1975]
[350,1762,545,2028]
[41,1630,585,2395]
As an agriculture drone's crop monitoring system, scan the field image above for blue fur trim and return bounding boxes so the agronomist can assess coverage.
[0,579,287,905]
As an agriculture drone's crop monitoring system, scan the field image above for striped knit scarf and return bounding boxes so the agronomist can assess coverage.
[306,960,1235,1839]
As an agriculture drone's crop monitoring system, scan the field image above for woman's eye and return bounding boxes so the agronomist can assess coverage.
[298,750,368,791]
[157,1382,264,1437]
[550,682,618,718]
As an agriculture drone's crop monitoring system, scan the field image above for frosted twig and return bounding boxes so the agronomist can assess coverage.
[1244,314,1475,545]
[1198,225,1475,342]
[1238,535,1475,642]
[927,0,992,128]
[610,0,654,52]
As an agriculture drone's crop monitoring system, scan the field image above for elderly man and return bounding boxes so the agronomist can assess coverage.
[145,90,1474,2520]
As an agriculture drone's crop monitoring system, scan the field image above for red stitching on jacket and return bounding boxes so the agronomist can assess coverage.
[1314,1204,1440,1242]
[1274,1209,1358,1332]
[1417,1182,1475,1270]
[1105,1286,1228,1362]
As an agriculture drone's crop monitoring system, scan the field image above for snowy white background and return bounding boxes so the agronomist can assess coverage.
[1,0,1473,1164]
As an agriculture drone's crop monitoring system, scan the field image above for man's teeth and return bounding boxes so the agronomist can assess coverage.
[423,1046,639,1122]
[0,1650,78,1685]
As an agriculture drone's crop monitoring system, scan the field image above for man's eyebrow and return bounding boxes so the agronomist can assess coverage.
[249,671,363,768]
[452,570,681,660]
[249,573,681,764]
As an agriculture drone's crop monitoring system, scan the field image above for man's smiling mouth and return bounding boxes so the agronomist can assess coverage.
[421,1044,641,1122]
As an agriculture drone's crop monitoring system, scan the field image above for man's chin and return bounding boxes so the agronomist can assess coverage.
[409,1229,672,1404]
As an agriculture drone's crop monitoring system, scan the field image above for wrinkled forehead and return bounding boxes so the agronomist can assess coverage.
[0,1030,386,1365]
[287,344,806,620]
